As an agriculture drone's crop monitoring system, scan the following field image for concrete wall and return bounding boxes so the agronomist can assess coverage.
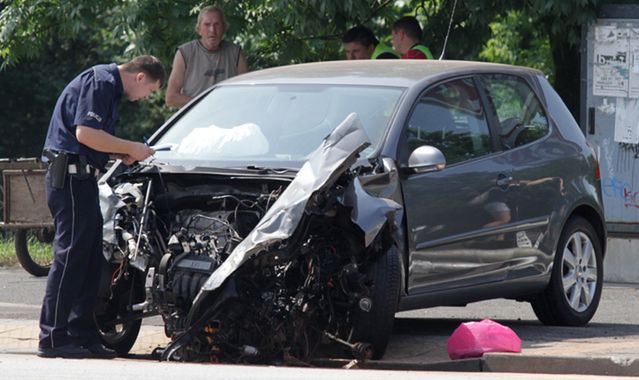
[604,237,639,283]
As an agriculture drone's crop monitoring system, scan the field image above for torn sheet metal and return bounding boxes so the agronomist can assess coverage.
[99,182,126,248]
[342,177,401,247]
[199,112,371,293]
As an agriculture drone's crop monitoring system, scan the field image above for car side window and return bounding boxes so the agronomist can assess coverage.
[480,74,550,149]
[406,78,492,165]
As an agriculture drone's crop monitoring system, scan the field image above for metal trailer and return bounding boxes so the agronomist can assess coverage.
[0,158,53,276]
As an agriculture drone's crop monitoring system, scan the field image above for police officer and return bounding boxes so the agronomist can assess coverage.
[37,55,165,359]
[342,25,399,60]
[391,16,434,59]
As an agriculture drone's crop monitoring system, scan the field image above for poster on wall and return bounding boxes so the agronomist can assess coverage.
[629,28,639,98]
[614,98,639,144]
[593,25,630,97]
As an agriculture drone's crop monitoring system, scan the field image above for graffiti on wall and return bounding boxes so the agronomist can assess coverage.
[603,176,639,208]
[602,137,638,178]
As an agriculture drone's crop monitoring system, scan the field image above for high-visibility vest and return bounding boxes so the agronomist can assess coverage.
[411,44,434,59]
[372,43,399,59]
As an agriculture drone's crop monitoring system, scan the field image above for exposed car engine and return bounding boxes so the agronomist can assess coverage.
[98,171,392,363]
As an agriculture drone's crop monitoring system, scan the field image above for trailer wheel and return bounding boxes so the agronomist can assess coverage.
[15,229,53,277]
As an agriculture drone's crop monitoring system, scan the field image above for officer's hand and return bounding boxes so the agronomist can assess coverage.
[110,153,136,165]
[129,142,156,162]
[120,154,137,166]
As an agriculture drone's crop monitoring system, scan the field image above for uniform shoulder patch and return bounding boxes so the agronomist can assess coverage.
[87,111,103,123]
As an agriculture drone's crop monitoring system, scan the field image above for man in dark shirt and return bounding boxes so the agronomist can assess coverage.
[38,55,165,359]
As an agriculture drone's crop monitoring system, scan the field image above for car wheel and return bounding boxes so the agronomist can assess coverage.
[94,274,144,356]
[531,217,603,326]
[349,245,401,359]
[95,311,142,356]
[15,229,53,277]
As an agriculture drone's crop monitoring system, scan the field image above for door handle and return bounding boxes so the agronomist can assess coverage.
[496,174,513,188]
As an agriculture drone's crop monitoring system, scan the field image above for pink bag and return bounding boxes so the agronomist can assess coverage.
[447,319,521,360]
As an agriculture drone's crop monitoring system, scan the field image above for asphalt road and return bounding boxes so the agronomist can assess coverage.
[0,267,164,325]
[3,266,638,324]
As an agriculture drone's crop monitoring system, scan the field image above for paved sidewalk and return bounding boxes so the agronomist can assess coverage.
[2,316,639,376]
[0,318,169,356]
[378,319,639,376]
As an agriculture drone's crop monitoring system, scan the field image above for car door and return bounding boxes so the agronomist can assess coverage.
[477,73,557,264]
[401,76,525,295]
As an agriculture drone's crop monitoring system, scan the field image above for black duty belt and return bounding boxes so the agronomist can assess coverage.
[67,163,100,177]
[42,149,100,180]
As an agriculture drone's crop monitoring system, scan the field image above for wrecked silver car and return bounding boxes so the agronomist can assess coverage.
[95,61,606,363]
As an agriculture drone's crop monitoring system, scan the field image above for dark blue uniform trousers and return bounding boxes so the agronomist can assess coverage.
[39,171,103,349]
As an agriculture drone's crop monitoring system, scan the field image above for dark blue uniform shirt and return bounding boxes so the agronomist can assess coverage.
[43,63,123,171]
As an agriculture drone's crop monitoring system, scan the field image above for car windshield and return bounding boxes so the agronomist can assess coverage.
[152,84,404,169]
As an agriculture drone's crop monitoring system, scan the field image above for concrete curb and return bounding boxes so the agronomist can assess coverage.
[482,354,639,377]
[315,354,639,376]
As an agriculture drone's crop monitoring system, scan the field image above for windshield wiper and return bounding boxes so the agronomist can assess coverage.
[245,165,297,175]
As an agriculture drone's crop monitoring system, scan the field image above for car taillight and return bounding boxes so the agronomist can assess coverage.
[586,142,601,181]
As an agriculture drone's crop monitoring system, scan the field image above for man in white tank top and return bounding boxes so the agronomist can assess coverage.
[166,6,248,108]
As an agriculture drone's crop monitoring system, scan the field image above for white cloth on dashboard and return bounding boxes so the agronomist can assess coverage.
[177,123,269,157]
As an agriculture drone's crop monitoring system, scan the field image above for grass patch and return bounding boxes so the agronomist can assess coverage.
[0,235,52,268]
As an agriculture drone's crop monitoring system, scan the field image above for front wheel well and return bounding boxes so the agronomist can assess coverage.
[567,205,606,257]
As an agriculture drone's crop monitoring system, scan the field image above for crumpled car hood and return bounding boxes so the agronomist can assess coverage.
[199,113,401,294]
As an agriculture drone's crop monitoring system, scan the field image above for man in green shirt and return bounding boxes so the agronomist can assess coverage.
[342,25,399,60]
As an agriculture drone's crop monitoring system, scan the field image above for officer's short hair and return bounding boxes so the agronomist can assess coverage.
[342,25,378,47]
[122,55,166,87]
[196,5,226,31]
[393,16,422,41]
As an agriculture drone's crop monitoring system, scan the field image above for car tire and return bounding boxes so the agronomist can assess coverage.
[95,314,142,357]
[15,229,52,277]
[349,245,401,359]
[531,217,603,326]
[94,273,144,356]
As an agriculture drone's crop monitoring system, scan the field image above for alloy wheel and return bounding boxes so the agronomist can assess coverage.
[561,231,598,313]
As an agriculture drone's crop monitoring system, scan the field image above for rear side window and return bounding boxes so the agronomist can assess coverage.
[480,74,549,149]
[406,78,492,165]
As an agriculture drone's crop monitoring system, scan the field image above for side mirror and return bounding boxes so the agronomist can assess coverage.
[408,145,446,173]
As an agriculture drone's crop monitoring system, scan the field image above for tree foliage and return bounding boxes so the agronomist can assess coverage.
[0,0,605,157]
[1,1,401,69]
[480,10,555,81]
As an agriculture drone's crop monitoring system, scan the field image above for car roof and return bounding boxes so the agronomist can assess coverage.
[221,60,543,88]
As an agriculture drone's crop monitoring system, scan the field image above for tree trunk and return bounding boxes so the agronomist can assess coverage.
[550,30,581,120]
